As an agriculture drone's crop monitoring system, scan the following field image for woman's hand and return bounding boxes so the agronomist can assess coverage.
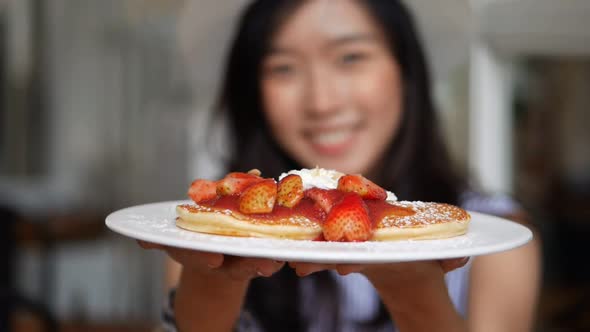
[289,257,469,309]
[138,240,285,282]
[290,258,469,332]
[138,240,285,332]
[289,257,469,278]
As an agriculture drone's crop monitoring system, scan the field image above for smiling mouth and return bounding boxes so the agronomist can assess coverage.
[307,128,357,156]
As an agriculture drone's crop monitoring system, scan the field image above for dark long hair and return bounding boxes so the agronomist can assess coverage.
[213,0,467,330]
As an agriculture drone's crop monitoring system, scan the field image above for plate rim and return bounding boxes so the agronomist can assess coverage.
[105,200,533,263]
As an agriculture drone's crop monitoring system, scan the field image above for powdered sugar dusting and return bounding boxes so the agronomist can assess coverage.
[379,201,470,228]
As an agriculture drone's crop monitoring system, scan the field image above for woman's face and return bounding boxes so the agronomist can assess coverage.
[261,0,403,175]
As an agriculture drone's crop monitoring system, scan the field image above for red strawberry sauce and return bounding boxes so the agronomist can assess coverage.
[364,200,415,227]
[202,195,326,223]
[197,190,416,240]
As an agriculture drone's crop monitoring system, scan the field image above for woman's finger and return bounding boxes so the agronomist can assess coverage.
[222,257,283,281]
[137,240,163,250]
[138,239,284,280]
[289,262,364,276]
[255,260,285,277]
[439,257,470,273]
[336,264,364,276]
[289,262,336,276]
[165,247,224,270]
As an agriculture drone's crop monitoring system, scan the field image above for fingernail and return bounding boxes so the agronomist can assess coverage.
[207,261,221,269]
[207,257,222,269]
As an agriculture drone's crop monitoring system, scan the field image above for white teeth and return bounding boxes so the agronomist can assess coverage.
[310,130,353,145]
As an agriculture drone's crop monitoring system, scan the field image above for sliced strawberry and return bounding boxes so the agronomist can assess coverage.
[304,188,343,214]
[238,179,277,214]
[277,174,304,208]
[323,193,372,242]
[217,172,263,196]
[187,179,218,203]
[337,174,387,200]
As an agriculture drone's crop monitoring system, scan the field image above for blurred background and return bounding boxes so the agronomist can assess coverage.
[1,0,589,331]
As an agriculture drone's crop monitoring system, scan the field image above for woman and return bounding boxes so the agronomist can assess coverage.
[143,0,540,331]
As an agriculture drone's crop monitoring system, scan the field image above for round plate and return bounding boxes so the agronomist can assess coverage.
[106,200,533,263]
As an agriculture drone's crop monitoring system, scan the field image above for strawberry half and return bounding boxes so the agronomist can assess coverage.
[304,188,344,214]
[337,174,387,200]
[217,172,263,196]
[277,174,304,208]
[238,179,277,214]
[323,193,372,242]
[188,179,218,203]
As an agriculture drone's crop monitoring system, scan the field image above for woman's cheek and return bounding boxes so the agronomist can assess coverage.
[268,80,305,120]
[361,64,398,102]
[263,84,301,141]
[358,67,402,130]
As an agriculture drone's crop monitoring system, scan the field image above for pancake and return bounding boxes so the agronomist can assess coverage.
[176,200,470,241]
[176,204,322,240]
[372,201,471,241]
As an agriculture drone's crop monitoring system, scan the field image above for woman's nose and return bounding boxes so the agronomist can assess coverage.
[304,67,342,116]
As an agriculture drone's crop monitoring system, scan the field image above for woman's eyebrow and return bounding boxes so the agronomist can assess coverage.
[266,33,378,56]
[267,47,294,56]
[326,33,377,47]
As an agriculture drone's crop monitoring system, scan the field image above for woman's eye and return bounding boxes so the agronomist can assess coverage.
[339,52,366,65]
[268,64,294,76]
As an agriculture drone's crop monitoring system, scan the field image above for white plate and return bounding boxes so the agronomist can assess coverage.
[106,200,533,263]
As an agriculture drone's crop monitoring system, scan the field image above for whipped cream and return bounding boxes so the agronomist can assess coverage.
[278,167,397,201]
